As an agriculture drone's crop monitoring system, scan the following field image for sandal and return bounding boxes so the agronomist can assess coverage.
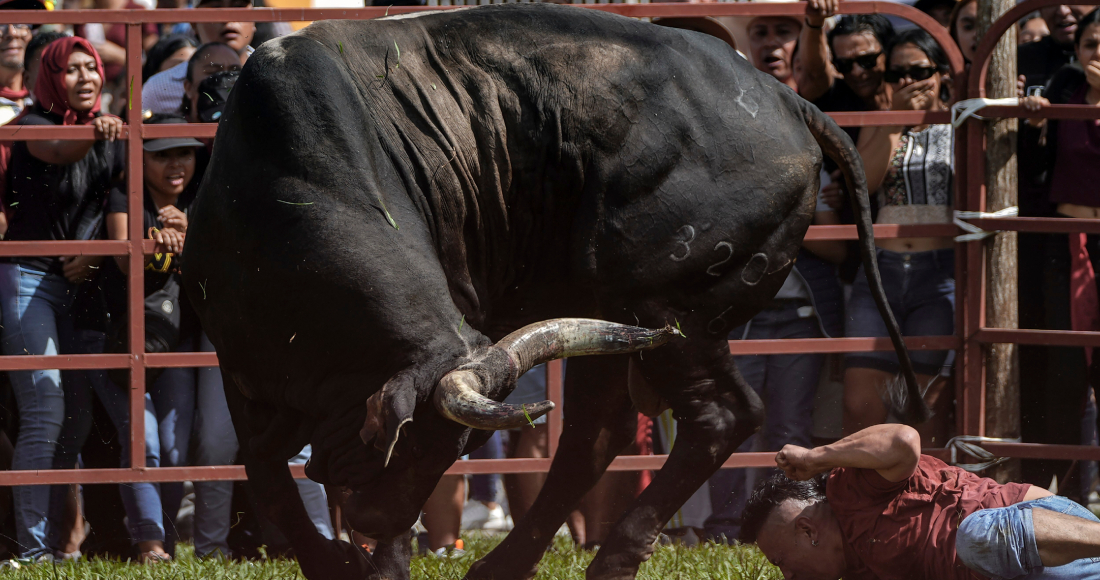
[138,550,171,564]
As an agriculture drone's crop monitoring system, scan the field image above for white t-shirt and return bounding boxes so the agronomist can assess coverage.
[142,46,254,115]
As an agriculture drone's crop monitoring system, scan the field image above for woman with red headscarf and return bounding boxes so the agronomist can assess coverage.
[0,37,123,561]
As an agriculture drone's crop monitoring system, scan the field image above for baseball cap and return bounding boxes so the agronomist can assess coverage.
[196,69,238,123]
[143,115,204,152]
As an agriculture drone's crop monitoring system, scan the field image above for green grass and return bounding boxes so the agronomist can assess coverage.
[1,534,781,580]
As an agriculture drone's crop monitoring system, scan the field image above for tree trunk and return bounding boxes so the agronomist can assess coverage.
[979,0,1020,483]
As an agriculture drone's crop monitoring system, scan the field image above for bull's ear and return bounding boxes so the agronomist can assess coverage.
[360,371,418,467]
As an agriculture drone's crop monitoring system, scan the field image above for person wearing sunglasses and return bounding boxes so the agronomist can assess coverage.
[800,14,894,123]
[805,14,894,220]
[842,29,955,445]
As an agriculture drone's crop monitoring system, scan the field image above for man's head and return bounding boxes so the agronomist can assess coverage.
[0,24,30,72]
[1039,5,1090,47]
[741,473,847,580]
[182,42,241,122]
[0,0,46,74]
[22,30,64,98]
[828,15,895,101]
[745,16,802,85]
[193,0,255,55]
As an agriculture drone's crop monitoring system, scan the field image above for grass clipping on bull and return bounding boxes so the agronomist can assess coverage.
[0,535,782,579]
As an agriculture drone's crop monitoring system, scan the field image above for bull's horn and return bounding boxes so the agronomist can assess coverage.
[496,318,681,377]
[433,319,679,430]
[432,369,555,430]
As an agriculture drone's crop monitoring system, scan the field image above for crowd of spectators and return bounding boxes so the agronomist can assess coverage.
[0,0,1091,567]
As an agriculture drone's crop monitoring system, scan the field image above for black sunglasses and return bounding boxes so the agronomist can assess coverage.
[884,66,939,83]
[832,51,881,75]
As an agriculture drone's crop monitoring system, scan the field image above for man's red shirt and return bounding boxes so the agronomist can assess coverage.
[827,455,1031,580]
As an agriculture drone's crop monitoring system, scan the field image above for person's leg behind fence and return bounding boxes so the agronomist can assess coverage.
[192,332,239,558]
[0,265,73,558]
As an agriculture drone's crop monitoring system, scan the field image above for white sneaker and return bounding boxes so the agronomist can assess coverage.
[431,546,467,558]
[461,501,491,530]
[482,504,511,531]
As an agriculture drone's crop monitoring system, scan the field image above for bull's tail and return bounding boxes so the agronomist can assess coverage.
[799,100,931,425]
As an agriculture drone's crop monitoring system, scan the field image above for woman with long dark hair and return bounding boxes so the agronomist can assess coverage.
[843,29,956,441]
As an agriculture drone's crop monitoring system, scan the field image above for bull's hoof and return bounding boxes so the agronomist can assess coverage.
[298,539,373,580]
[585,548,647,580]
[464,554,538,580]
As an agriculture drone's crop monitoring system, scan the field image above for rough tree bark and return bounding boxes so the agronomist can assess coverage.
[978,0,1020,483]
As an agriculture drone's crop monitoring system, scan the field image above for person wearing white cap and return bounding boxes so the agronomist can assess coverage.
[729,0,837,94]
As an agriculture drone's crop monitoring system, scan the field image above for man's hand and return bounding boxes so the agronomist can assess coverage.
[805,0,837,29]
[1016,74,1027,99]
[1022,95,1050,127]
[60,255,103,284]
[776,444,823,481]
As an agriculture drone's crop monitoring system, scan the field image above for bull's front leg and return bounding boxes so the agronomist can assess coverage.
[465,354,637,580]
[223,372,378,580]
[584,343,763,580]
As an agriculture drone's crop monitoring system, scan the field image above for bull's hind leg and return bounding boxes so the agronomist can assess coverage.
[585,340,763,580]
[465,355,637,580]
[221,372,384,580]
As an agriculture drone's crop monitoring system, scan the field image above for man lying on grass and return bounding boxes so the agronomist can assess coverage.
[740,423,1100,580]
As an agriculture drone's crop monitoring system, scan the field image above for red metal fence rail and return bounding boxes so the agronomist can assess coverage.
[0,0,1088,487]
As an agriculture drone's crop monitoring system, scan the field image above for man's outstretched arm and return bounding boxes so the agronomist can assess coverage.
[775,424,921,482]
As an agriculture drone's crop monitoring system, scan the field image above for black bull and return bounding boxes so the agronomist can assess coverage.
[182,4,926,579]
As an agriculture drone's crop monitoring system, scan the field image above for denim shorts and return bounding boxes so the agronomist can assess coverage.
[957,495,1100,579]
[845,248,955,376]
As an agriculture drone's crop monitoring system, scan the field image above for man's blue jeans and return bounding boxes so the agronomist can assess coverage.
[958,495,1100,579]
[192,334,333,557]
[0,264,80,557]
[705,303,823,540]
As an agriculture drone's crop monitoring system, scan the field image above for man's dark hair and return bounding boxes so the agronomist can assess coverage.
[23,30,65,71]
[828,14,896,53]
[143,34,199,82]
[1075,7,1100,47]
[888,28,950,73]
[739,472,828,544]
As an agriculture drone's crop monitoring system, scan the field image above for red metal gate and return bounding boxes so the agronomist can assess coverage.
[0,0,1093,491]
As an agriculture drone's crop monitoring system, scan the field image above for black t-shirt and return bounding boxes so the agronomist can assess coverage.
[5,108,125,274]
[1019,36,1074,92]
[812,80,870,148]
[812,80,876,284]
